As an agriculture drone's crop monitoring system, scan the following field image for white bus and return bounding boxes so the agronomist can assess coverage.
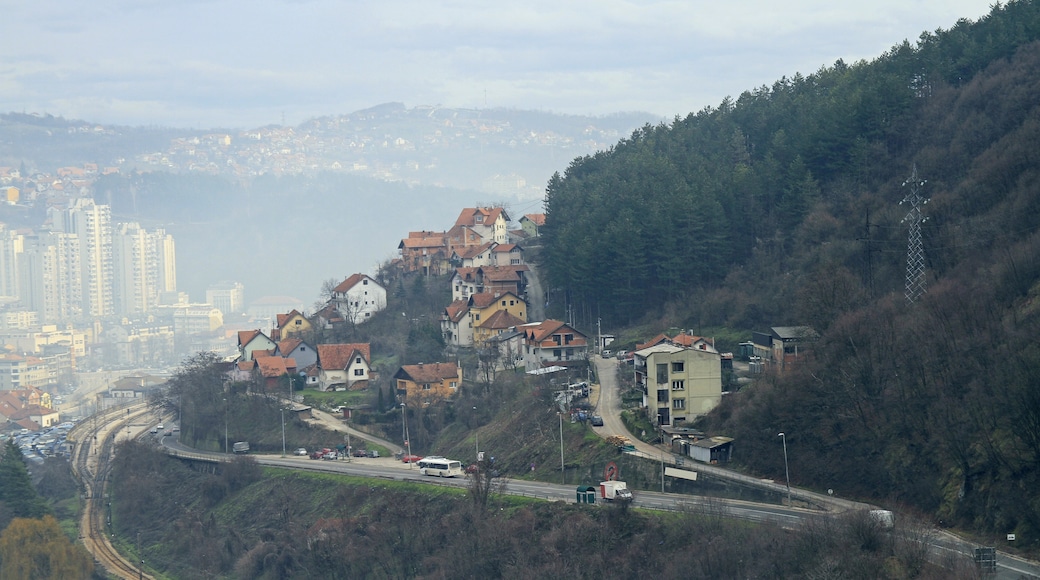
[417,456,463,477]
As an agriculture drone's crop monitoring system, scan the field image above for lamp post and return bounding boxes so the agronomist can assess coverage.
[473,406,479,461]
[223,398,228,455]
[280,408,286,457]
[401,403,411,468]
[558,412,565,485]
[778,432,791,506]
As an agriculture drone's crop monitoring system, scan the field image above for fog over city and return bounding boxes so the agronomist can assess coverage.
[0,0,1000,356]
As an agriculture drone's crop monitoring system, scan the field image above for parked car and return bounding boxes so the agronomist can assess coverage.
[353,449,369,457]
[591,415,604,427]
[294,447,308,456]
[322,450,338,460]
[401,454,422,463]
[367,450,379,458]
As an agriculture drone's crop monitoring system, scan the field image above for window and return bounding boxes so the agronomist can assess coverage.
[672,380,685,390]
[363,279,368,285]
[354,368,364,376]
[553,349,562,359]
[657,389,669,403]
[450,381,458,389]
[422,383,431,390]
[672,361,685,372]
[656,364,668,384]
[673,398,686,410]
[355,357,362,364]
[564,333,573,344]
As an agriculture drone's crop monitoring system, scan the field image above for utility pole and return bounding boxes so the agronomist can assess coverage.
[901,164,929,304]
[559,412,565,485]
[778,432,791,506]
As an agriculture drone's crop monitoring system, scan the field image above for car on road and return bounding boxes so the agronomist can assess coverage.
[401,454,422,463]
[294,447,308,456]
[590,415,604,427]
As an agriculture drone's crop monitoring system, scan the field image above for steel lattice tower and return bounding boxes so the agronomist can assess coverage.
[901,164,928,303]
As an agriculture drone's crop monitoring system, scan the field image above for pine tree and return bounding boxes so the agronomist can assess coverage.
[0,441,49,521]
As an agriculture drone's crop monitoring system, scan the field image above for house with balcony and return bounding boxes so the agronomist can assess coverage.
[394,361,462,404]
[450,267,480,301]
[453,207,511,245]
[398,231,449,275]
[633,342,722,427]
[518,319,589,369]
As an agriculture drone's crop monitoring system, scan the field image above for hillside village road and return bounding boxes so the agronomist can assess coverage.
[304,407,404,455]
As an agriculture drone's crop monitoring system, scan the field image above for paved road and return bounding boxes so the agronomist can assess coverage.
[588,354,1039,579]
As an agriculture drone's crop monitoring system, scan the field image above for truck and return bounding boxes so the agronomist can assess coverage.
[232,441,250,454]
[599,480,633,502]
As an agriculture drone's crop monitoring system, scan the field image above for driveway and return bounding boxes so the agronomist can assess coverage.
[305,407,404,455]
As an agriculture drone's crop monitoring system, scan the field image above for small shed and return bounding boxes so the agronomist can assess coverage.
[690,436,734,464]
[575,485,597,504]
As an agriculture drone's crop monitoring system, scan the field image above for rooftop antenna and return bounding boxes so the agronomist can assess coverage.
[900,164,929,304]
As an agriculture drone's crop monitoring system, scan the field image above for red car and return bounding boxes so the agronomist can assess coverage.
[401,454,422,463]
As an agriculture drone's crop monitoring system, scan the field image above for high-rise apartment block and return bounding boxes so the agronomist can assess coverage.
[0,198,177,323]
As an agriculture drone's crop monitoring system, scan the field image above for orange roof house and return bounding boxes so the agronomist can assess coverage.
[273,309,312,340]
[253,355,298,392]
[397,231,450,275]
[316,343,372,392]
[394,361,462,403]
[519,319,589,368]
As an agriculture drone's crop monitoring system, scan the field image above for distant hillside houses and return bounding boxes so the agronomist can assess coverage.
[395,207,527,279]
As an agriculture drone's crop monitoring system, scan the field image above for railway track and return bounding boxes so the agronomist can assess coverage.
[71,402,154,580]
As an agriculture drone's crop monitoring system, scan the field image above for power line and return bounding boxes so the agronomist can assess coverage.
[900,164,929,304]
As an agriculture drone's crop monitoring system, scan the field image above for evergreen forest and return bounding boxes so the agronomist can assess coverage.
[541,0,1040,544]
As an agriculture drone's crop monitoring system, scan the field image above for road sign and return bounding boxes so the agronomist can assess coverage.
[974,547,997,573]
[604,461,619,481]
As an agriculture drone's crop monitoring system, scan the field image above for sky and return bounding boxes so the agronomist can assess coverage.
[1,1,999,130]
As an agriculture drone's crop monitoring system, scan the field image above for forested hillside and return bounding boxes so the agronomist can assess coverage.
[541,0,1040,545]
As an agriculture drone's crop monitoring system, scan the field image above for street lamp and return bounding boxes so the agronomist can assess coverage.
[473,406,479,461]
[223,398,228,454]
[778,432,791,506]
[401,403,411,468]
[559,412,565,485]
[280,408,286,457]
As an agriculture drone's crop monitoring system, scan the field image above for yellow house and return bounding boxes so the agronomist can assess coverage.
[274,309,312,340]
[469,291,526,344]
[4,186,19,203]
[394,362,462,404]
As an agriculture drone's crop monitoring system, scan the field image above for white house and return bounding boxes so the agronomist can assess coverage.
[316,343,372,391]
[331,274,387,324]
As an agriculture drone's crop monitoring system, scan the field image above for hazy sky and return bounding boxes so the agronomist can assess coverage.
[2,1,996,130]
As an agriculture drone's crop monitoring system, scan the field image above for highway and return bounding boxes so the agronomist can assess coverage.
[75,378,1039,579]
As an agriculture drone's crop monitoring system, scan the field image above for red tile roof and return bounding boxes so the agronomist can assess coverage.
[443,299,470,323]
[396,362,460,383]
[317,343,371,370]
[479,309,525,330]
